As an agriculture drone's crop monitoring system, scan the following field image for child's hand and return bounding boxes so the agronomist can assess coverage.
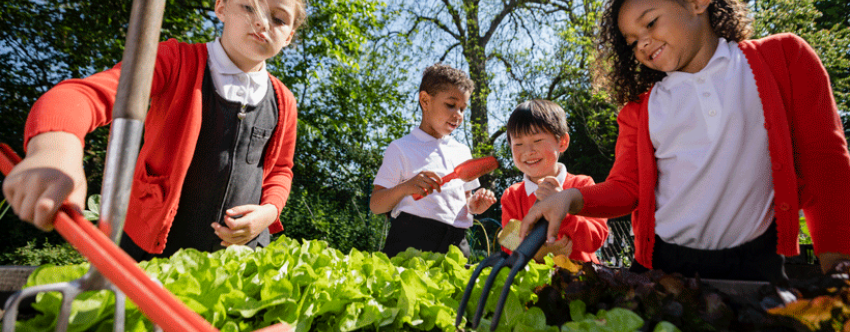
[401,171,443,197]
[2,132,87,231]
[521,188,584,244]
[535,176,562,202]
[534,236,572,263]
[212,204,279,246]
[467,188,496,215]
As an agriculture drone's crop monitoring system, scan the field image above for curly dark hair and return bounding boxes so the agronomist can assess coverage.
[594,0,753,105]
[506,100,569,144]
[418,63,475,97]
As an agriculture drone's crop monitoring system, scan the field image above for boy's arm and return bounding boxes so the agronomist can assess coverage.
[369,171,442,215]
[369,143,442,215]
[466,188,496,215]
[781,34,850,270]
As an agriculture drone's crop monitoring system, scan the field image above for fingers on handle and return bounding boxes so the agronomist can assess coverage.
[33,197,58,232]
[547,222,560,244]
[519,207,541,239]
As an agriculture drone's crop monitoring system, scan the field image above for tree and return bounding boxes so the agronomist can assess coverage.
[751,0,850,131]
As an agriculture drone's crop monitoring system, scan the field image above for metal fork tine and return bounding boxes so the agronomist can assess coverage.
[3,283,66,331]
[55,286,81,332]
[455,251,507,327]
[471,259,511,328]
[490,254,531,331]
[455,218,550,331]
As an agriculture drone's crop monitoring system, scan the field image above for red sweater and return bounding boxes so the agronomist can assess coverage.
[578,33,850,269]
[501,173,608,262]
[24,39,297,254]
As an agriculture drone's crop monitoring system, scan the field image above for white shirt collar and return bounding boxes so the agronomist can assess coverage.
[207,38,268,84]
[523,163,568,196]
[411,127,450,143]
[659,38,731,90]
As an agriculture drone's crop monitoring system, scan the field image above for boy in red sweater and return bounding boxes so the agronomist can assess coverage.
[3,0,305,261]
[501,100,608,263]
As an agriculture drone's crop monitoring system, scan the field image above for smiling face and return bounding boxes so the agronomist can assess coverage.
[215,0,298,72]
[418,86,470,139]
[618,0,717,73]
[509,129,569,183]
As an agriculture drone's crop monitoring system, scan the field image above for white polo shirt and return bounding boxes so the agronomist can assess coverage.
[649,39,774,249]
[374,128,480,228]
[206,38,269,106]
[523,163,568,196]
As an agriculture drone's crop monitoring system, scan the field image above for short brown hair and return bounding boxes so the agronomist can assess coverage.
[506,100,569,143]
[418,63,474,96]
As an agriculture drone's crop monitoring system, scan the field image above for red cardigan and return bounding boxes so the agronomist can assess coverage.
[502,173,608,263]
[578,33,850,269]
[24,39,297,254]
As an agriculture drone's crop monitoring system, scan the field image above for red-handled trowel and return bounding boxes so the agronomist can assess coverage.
[412,155,499,200]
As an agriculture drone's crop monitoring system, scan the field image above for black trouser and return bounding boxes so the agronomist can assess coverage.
[630,222,789,284]
[382,212,470,258]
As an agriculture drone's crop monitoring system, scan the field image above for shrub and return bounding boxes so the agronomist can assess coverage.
[2,239,85,266]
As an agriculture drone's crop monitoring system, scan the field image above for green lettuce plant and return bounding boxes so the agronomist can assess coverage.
[16,235,553,331]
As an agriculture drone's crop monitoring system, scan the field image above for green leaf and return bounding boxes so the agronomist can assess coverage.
[569,300,587,322]
[653,321,682,332]
[600,308,644,331]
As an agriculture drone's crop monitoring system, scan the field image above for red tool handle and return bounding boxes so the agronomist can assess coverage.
[411,172,457,201]
[411,156,498,200]
[0,143,291,332]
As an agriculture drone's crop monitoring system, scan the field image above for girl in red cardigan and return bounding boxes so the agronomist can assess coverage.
[2,0,306,261]
[521,0,850,280]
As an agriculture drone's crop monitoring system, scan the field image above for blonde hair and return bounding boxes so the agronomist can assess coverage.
[228,0,308,32]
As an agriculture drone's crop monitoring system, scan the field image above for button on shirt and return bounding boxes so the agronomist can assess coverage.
[374,128,480,228]
[206,38,269,106]
[649,39,774,249]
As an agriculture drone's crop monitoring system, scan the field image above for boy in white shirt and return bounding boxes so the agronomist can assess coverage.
[370,63,497,258]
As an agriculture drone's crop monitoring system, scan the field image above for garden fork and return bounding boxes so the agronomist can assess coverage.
[455,218,549,331]
[1,0,165,330]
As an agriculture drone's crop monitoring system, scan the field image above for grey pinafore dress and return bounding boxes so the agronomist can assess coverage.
[122,67,278,260]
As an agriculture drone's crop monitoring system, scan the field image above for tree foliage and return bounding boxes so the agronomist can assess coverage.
[751,0,850,135]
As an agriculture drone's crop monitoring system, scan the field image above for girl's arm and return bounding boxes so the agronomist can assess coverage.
[2,132,87,231]
[7,40,179,232]
[521,103,643,241]
[576,102,643,218]
[259,82,297,227]
[781,34,850,271]
[559,176,609,254]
